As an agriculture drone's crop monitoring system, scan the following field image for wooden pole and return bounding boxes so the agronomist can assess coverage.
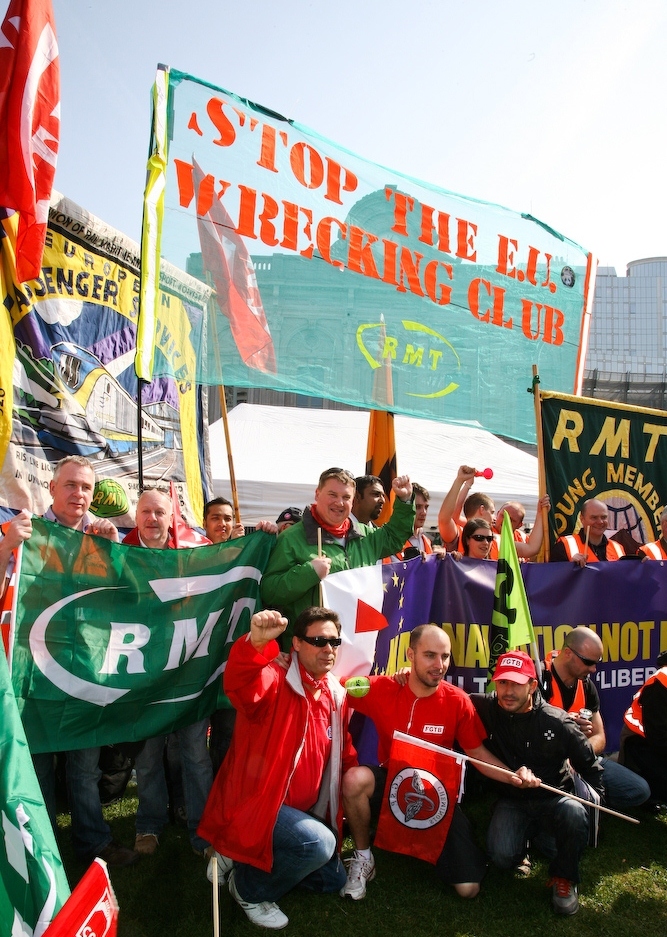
[317,527,323,605]
[461,749,638,824]
[211,854,219,937]
[218,386,241,526]
[394,733,640,825]
[136,377,144,490]
[531,365,549,561]
[205,271,242,528]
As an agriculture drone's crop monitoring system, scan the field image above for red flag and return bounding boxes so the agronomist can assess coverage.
[0,0,59,282]
[192,159,277,373]
[375,731,464,865]
[44,858,118,937]
[170,481,211,547]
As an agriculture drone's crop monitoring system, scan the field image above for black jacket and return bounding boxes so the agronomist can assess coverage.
[472,692,604,799]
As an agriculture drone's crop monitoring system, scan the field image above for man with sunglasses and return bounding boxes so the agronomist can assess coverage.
[198,606,356,930]
[541,628,649,809]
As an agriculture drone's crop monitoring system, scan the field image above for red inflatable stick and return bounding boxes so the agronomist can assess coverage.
[475,468,493,479]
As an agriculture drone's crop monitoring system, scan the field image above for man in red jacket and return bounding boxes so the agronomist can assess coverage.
[199,606,357,930]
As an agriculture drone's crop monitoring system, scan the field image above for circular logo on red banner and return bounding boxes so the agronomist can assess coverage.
[388,768,449,828]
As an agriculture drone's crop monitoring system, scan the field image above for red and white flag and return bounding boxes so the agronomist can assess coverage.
[375,731,465,865]
[322,565,389,678]
[193,158,277,373]
[170,481,211,547]
[44,858,118,937]
[0,0,60,282]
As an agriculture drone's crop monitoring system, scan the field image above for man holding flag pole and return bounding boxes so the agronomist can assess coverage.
[473,512,604,915]
[340,623,539,901]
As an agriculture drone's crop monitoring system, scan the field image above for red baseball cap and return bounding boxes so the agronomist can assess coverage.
[493,650,536,684]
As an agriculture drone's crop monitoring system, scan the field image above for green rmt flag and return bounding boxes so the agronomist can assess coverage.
[487,511,539,686]
[11,518,274,753]
[0,646,70,936]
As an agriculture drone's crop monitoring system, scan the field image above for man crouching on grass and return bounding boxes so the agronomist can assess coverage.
[340,625,540,902]
[198,607,356,930]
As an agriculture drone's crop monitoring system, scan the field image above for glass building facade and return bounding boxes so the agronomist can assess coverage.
[584,257,667,408]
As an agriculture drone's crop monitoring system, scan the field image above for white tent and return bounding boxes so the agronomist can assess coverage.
[208,404,539,530]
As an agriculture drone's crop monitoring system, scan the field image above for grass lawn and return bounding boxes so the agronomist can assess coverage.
[55,782,667,937]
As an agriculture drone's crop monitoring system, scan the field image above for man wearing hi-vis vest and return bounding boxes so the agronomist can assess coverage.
[637,508,667,560]
[541,627,649,809]
[619,653,667,804]
[550,499,625,566]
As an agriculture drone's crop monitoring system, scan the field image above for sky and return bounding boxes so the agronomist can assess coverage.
[38,0,667,276]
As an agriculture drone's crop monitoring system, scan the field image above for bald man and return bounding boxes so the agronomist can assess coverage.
[550,500,625,566]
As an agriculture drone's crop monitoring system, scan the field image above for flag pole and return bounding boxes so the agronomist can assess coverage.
[366,315,396,526]
[212,855,220,937]
[531,364,549,561]
[218,385,242,526]
[317,527,323,605]
[431,741,639,825]
[205,267,242,528]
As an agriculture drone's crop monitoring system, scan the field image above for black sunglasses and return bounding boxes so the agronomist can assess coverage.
[567,646,602,667]
[471,534,494,543]
[300,636,342,648]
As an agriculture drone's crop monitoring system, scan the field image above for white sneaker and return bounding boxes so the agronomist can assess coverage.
[340,852,376,900]
[228,869,288,929]
[206,850,233,885]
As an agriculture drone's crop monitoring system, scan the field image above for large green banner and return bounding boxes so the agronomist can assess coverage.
[150,70,593,443]
[11,519,274,753]
[541,391,667,545]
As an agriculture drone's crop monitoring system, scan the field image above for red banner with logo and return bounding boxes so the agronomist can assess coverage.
[375,731,464,865]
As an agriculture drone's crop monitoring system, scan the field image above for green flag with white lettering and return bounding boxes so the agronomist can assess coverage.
[11,518,274,753]
[0,645,70,935]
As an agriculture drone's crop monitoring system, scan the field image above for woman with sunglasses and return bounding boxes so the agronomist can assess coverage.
[460,518,495,559]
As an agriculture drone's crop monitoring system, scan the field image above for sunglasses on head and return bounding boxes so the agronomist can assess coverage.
[300,635,342,648]
[567,646,602,667]
[471,534,494,543]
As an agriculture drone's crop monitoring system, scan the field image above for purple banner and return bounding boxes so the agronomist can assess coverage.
[376,556,667,750]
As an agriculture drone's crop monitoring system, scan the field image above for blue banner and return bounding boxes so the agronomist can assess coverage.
[377,556,666,750]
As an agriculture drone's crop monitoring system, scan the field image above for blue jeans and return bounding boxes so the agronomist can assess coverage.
[67,747,112,860]
[234,806,346,903]
[32,753,57,833]
[487,795,589,883]
[135,718,213,853]
[600,756,650,808]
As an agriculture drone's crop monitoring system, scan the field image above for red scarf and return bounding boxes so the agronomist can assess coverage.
[311,504,351,539]
[298,661,332,700]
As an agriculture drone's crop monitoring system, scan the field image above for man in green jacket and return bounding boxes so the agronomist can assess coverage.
[261,467,415,641]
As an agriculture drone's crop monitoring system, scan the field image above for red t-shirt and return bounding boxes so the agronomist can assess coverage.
[284,685,333,811]
[349,676,486,765]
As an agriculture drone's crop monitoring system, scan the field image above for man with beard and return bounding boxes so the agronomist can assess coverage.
[472,651,603,915]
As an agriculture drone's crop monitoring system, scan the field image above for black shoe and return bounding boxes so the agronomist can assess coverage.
[97,841,140,868]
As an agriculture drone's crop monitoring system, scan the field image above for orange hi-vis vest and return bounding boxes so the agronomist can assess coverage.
[544,651,586,713]
[385,533,434,564]
[560,532,625,562]
[623,667,667,737]
[638,540,667,560]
